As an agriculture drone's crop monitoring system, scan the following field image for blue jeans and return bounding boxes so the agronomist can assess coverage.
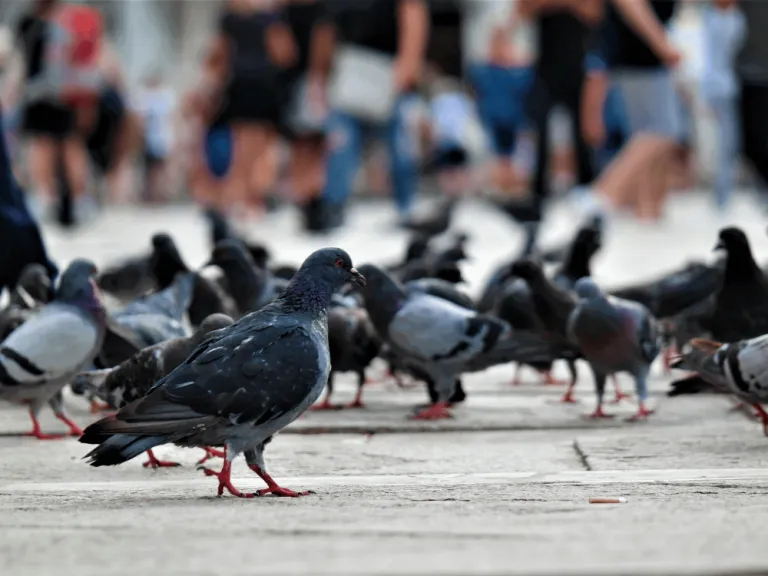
[323,95,420,215]
[709,95,740,208]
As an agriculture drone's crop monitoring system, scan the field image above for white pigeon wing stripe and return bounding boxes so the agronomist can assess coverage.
[387,294,476,360]
[1,305,98,382]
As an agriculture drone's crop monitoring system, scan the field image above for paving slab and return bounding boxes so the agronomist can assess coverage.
[1,192,767,575]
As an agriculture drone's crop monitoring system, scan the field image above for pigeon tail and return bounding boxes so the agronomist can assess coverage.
[83,433,170,466]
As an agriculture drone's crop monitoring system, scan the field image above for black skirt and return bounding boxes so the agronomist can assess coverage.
[220,75,285,125]
[21,101,75,139]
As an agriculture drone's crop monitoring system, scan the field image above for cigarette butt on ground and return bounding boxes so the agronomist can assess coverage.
[589,497,627,504]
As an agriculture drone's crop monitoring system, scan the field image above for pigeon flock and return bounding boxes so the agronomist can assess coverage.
[1,205,768,498]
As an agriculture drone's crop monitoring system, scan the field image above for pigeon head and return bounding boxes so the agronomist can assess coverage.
[510,259,545,282]
[195,313,234,341]
[573,277,603,299]
[297,248,365,288]
[150,233,188,286]
[574,227,602,256]
[17,263,52,304]
[405,235,431,262]
[246,245,271,269]
[208,239,253,268]
[56,259,99,301]
[715,227,761,278]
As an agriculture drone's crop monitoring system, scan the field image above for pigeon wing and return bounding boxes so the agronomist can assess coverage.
[1,304,99,384]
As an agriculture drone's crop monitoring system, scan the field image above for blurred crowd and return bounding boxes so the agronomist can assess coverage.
[0,0,767,236]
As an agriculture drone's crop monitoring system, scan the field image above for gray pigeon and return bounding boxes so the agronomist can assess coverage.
[357,264,558,420]
[670,335,768,435]
[73,313,234,467]
[80,248,366,498]
[112,272,196,348]
[0,259,106,438]
[206,240,269,316]
[11,263,52,309]
[568,277,663,420]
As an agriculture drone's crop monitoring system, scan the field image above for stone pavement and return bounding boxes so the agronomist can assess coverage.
[2,192,768,576]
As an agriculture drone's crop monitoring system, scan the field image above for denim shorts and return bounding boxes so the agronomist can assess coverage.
[612,69,684,140]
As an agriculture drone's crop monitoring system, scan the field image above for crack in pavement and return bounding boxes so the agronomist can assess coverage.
[572,439,593,471]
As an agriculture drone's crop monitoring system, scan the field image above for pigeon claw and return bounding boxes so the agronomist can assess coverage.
[309,400,342,411]
[143,449,181,469]
[23,430,64,440]
[258,486,314,498]
[200,461,256,498]
[626,406,655,422]
[345,400,365,409]
[560,390,578,404]
[411,402,453,420]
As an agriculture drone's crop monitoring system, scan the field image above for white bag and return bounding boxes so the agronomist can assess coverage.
[285,74,327,135]
[329,45,396,123]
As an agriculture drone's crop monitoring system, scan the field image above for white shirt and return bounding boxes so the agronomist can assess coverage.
[134,86,176,158]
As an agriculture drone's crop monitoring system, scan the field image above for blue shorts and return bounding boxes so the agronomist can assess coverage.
[204,125,233,179]
[612,69,684,140]
[488,124,518,157]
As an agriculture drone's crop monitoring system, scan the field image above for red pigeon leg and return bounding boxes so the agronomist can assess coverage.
[54,412,84,437]
[23,410,63,440]
[345,385,365,409]
[200,459,255,498]
[610,375,631,404]
[561,380,578,403]
[538,370,568,386]
[627,401,655,421]
[248,464,313,497]
[197,447,227,465]
[143,449,181,469]
[585,404,614,419]
[411,401,452,420]
[752,404,768,436]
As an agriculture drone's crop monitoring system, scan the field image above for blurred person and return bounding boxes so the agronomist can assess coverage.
[469,27,533,199]
[13,0,102,225]
[205,0,297,223]
[281,0,335,232]
[134,71,177,203]
[734,1,768,202]
[501,0,602,224]
[0,102,57,293]
[578,0,682,222]
[701,0,745,210]
[320,0,429,230]
[423,75,474,198]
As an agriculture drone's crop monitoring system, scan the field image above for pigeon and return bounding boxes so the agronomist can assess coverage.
[311,307,381,410]
[206,240,268,316]
[97,254,154,302]
[149,233,237,327]
[569,277,663,420]
[398,234,469,285]
[0,259,106,439]
[399,197,456,239]
[664,228,768,390]
[73,313,234,467]
[356,264,558,419]
[386,235,432,275]
[552,225,602,290]
[540,214,604,264]
[10,263,53,309]
[405,278,475,311]
[80,248,366,498]
[670,336,768,435]
[203,207,272,268]
[111,272,196,349]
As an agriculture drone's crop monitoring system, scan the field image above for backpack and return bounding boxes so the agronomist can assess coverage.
[39,4,104,106]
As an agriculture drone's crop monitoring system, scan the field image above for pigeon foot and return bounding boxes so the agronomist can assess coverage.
[197,447,226,465]
[143,449,181,469]
[610,390,631,404]
[200,461,255,498]
[248,465,314,497]
[585,406,614,419]
[751,404,768,436]
[89,400,112,414]
[309,400,342,411]
[626,404,654,422]
[561,389,578,403]
[345,399,365,409]
[411,402,452,420]
[24,412,63,440]
[55,413,84,437]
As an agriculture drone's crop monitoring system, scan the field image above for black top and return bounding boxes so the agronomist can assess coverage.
[537,11,591,82]
[16,15,49,80]
[607,0,677,69]
[284,1,330,75]
[219,9,281,78]
[427,0,464,79]
[330,0,415,56]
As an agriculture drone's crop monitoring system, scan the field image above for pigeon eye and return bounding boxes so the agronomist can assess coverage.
[335,259,344,268]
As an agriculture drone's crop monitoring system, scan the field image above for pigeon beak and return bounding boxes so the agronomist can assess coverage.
[349,267,366,287]
[713,240,725,252]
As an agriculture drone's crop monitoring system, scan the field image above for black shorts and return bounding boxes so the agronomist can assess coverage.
[221,75,285,125]
[86,88,126,173]
[21,101,75,140]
